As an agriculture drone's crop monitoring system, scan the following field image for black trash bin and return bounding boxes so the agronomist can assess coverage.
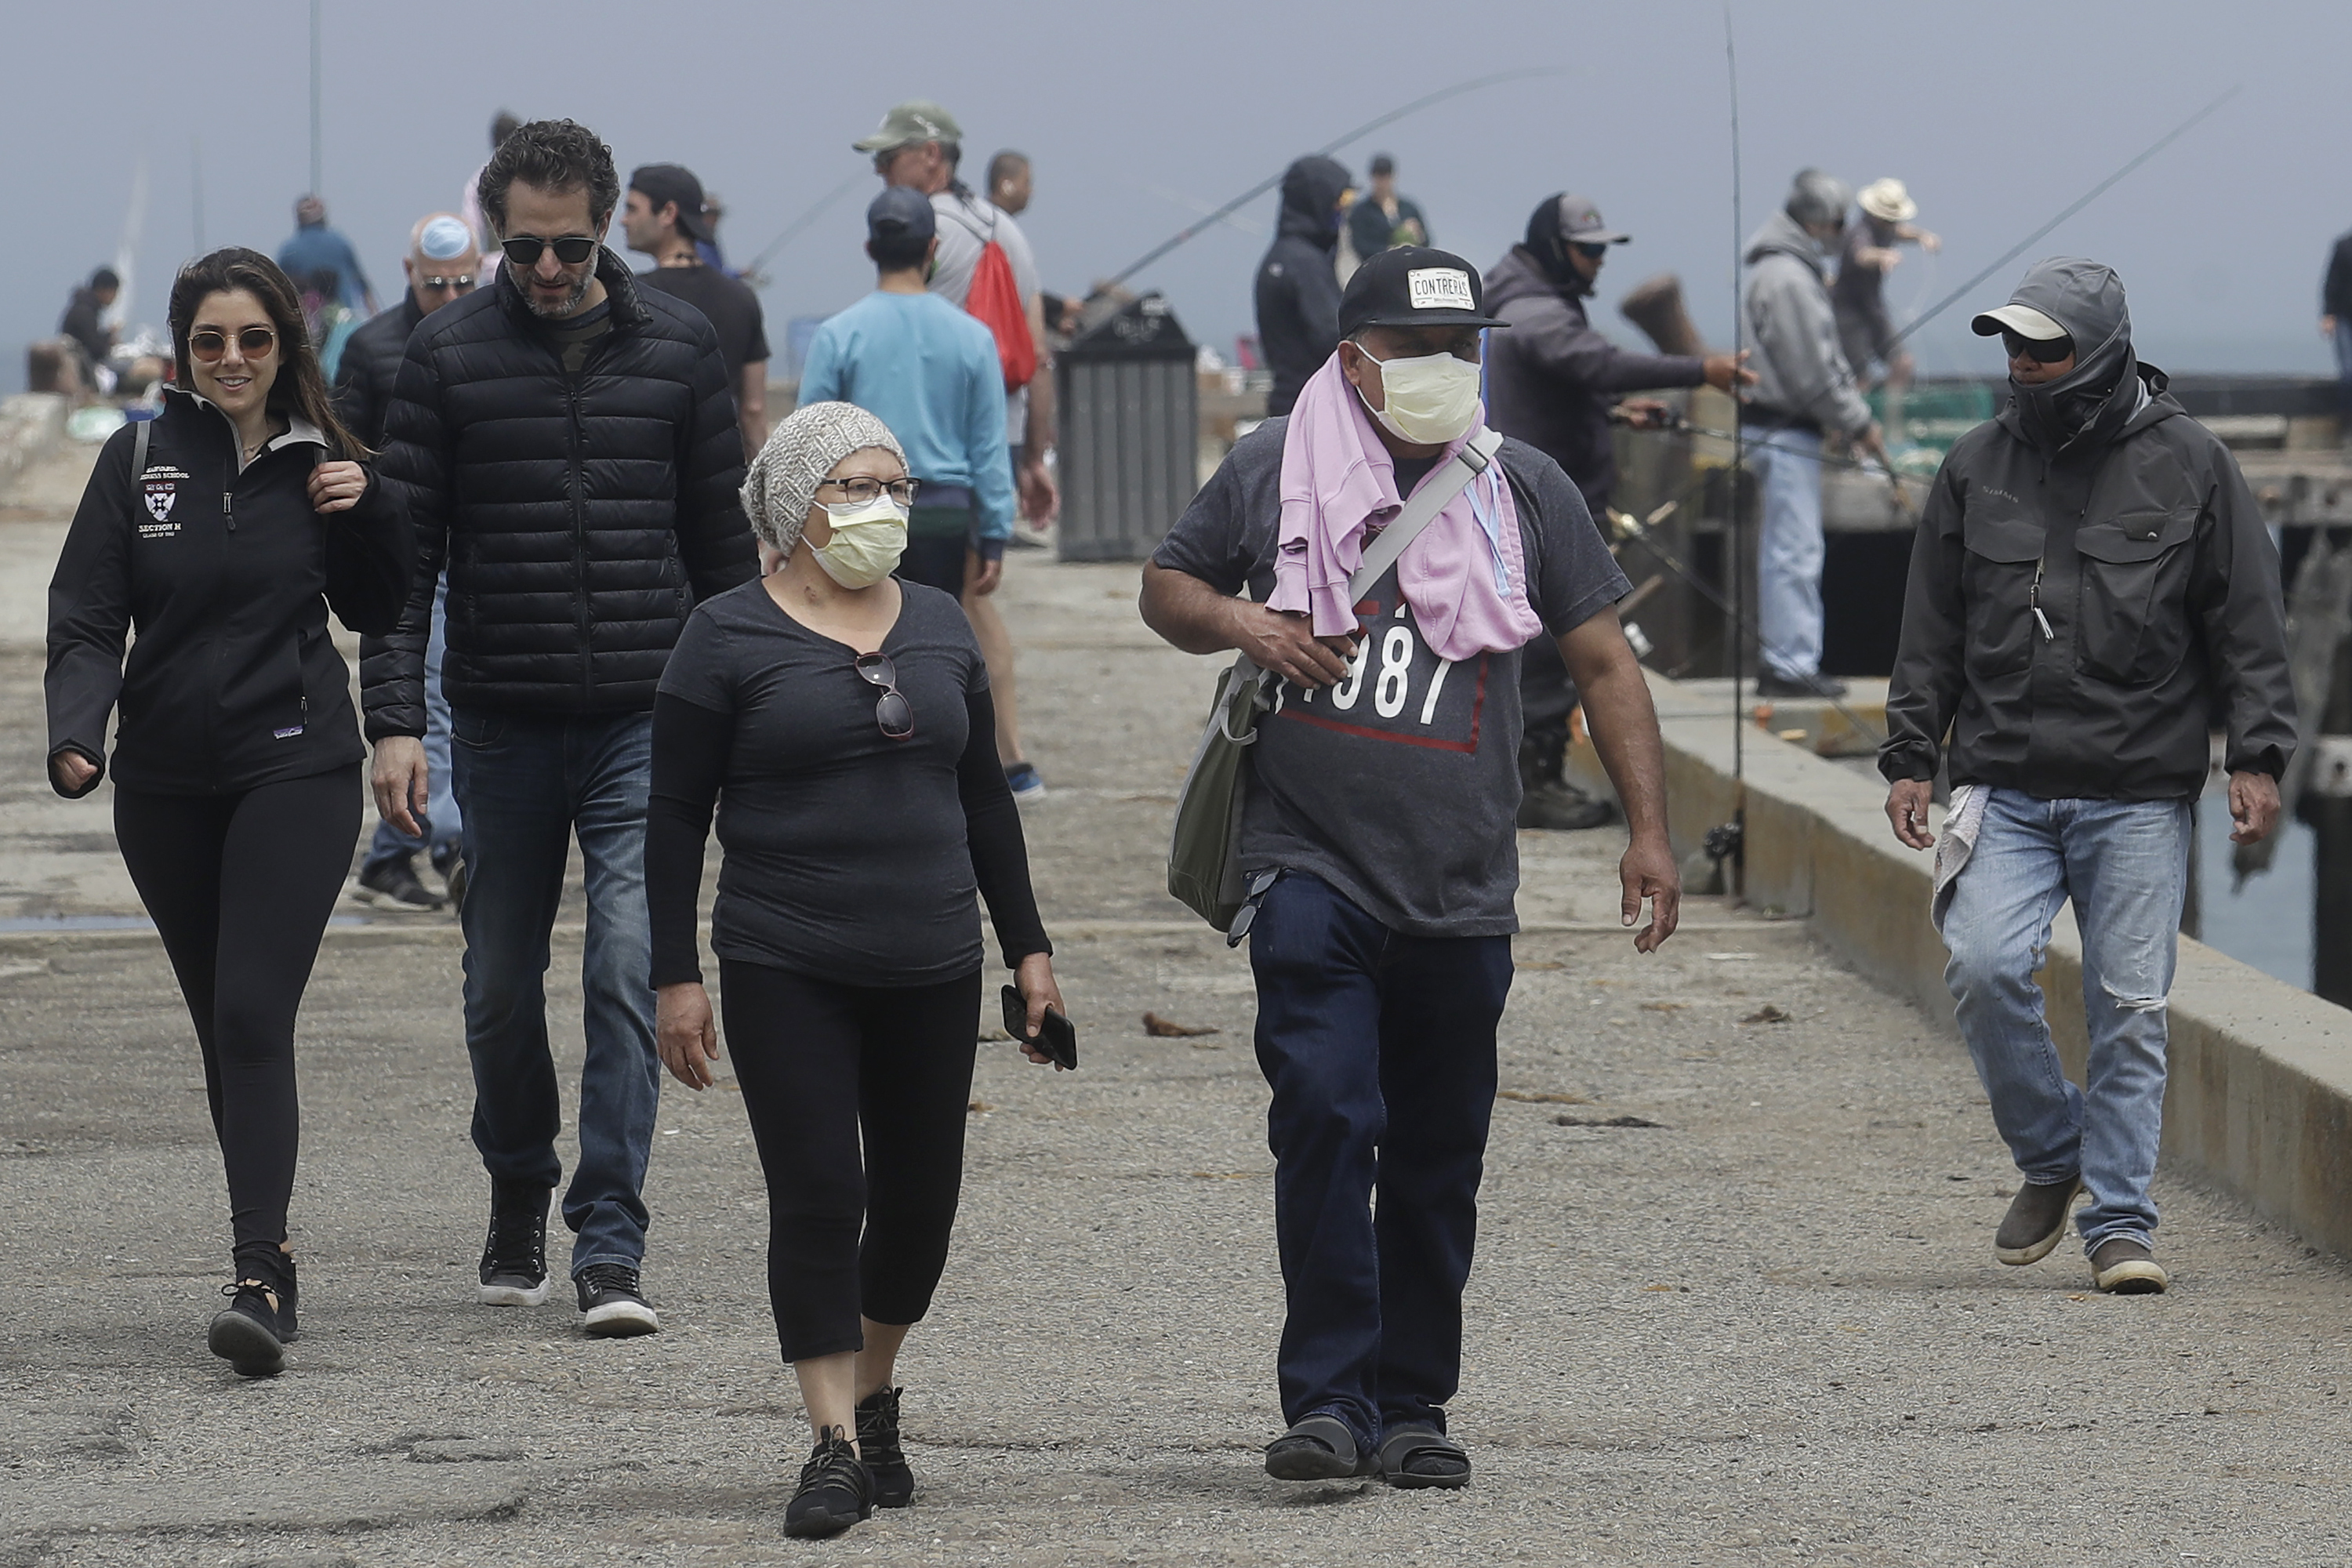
[1054,293,1199,561]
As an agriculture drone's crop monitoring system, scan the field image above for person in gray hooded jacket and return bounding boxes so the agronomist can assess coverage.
[1879,257,2294,1296]
[1741,169,1886,697]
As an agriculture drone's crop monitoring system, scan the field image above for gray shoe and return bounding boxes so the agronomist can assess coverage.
[2090,1236,2169,1294]
[1994,1175,2082,1265]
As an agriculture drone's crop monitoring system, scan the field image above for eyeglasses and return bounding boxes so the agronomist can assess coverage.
[499,234,600,267]
[419,274,476,292]
[187,325,277,362]
[817,476,921,507]
[853,652,914,740]
[2001,329,2076,365]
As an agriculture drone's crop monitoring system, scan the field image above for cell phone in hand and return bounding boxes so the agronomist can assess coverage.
[1001,984,1076,1070]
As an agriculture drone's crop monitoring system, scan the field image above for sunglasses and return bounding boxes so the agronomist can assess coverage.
[187,325,277,362]
[419,274,476,292]
[2001,328,2076,365]
[853,652,914,740]
[1573,241,1610,260]
[499,235,599,267]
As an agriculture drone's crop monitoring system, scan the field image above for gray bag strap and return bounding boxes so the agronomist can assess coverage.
[1344,426,1502,599]
[131,416,151,485]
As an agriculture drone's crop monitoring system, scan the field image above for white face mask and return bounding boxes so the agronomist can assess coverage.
[1351,343,1483,446]
[807,495,910,589]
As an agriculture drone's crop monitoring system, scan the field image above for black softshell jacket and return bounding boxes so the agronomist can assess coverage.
[45,390,413,797]
[1254,157,1351,418]
[360,249,756,739]
[1881,366,2294,800]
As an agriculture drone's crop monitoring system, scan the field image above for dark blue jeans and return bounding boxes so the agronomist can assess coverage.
[1247,871,1512,1451]
[449,707,660,1276]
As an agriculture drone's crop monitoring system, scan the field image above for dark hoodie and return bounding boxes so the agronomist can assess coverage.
[1881,257,2294,800]
[1254,156,1351,417]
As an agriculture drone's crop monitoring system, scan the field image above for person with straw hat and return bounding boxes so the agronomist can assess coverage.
[1832,177,1941,394]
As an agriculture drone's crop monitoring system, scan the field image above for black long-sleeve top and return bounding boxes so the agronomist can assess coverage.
[644,579,1050,989]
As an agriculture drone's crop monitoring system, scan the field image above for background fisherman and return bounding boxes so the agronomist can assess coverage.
[1880,258,2295,1295]
[1831,177,1940,395]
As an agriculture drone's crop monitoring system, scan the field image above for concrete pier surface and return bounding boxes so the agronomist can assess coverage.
[6,457,2352,1565]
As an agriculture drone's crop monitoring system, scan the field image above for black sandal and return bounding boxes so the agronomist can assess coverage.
[1265,1414,1374,1480]
[1377,1425,1470,1490]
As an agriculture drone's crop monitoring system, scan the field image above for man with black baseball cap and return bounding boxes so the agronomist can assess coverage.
[1486,194,1755,829]
[1145,245,1677,1490]
[626,162,770,460]
[1882,257,2293,1296]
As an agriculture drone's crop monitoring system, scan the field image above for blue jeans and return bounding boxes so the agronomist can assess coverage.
[1937,790,2190,1251]
[449,707,660,1275]
[363,575,462,869]
[1247,871,1512,1452]
[1749,429,1825,681]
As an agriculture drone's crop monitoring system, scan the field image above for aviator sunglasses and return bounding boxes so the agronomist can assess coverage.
[499,234,600,267]
[853,652,915,740]
[187,325,277,362]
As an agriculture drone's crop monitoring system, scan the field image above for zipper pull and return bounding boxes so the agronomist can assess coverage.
[2029,557,2053,641]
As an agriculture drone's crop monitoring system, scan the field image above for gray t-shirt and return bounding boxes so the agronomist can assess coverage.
[929,188,1040,448]
[1152,420,1628,937]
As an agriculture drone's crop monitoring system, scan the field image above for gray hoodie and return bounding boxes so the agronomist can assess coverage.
[1741,209,1871,437]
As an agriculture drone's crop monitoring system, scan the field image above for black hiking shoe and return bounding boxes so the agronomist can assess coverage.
[478,1181,551,1306]
[1517,779,1615,830]
[2090,1236,2170,1294]
[784,1428,874,1538]
[855,1385,914,1508]
[1755,669,1849,699]
[208,1281,286,1377]
[354,853,443,912]
[576,1263,660,1337]
[1994,1175,2082,1265]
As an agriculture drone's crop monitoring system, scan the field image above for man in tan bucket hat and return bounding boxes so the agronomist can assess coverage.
[1832,176,1941,393]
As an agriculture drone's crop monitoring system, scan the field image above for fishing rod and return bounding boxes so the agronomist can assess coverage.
[743,171,866,283]
[1723,0,1745,783]
[1614,408,1914,514]
[1096,67,1570,294]
[1886,85,2241,350]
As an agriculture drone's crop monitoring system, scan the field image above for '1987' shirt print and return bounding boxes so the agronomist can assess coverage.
[1272,591,1486,754]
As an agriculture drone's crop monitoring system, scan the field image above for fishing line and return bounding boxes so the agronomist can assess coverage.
[1886,85,2240,350]
[744,172,866,282]
[1724,0,1745,783]
[1096,67,1571,293]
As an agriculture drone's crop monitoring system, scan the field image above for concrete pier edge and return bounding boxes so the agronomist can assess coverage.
[1570,673,2352,1259]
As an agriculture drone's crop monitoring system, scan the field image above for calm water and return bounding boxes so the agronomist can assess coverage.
[2192,774,2318,992]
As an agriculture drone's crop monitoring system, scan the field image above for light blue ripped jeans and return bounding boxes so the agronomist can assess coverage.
[1936,789,2190,1252]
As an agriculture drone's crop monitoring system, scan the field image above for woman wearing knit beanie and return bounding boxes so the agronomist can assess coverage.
[644,401,1066,1538]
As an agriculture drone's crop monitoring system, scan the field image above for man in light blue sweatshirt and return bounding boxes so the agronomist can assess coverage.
[797,188,1015,598]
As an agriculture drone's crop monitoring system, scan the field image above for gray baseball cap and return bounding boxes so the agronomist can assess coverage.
[1555,194,1629,245]
[854,100,963,154]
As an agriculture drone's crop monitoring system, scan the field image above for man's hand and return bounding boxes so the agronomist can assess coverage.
[1613,397,1675,430]
[1886,778,1935,850]
[49,750,98,795]
[2230,769,2281,844]
[372,735,429,837]
[1857,421,1892,470]
[2326,315,2339,339]
[1620,834,1681,953]
[1011,952,1070,1069]
[1704,350,1755,395]
[1232,603,1357,688]
[308,460,368,514]
[968,555,1004,596]
[1018,456,1058,525]
[1914,228,1943,255]
[656,982,722,1090]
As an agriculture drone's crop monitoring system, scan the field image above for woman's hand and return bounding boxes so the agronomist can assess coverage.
[656,981,722,1090]
[308,460,369,514]
[49,750,98,795]
[1014,952,1069,1069]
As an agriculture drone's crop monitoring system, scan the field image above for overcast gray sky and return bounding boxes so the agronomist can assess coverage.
[7,0,2346,390]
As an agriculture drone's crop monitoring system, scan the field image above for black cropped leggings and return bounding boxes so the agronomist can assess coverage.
[717,960,981,1363]
[113,765,359,1272]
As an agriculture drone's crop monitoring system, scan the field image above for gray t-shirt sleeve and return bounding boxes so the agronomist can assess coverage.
[1509,441,1632,637]
[1152,447,1261,597]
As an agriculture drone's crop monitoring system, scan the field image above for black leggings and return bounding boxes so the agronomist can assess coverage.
[717,960,981,1362]
[113,765,360,1272]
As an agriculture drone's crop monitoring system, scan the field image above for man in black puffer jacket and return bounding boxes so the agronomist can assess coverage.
[361,120,755,1338]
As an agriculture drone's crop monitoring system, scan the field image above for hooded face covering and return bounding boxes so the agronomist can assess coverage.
[1351,341,1483,446]
[1998,258,2139,455]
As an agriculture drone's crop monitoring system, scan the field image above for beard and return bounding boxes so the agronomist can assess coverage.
[521,267,593,319]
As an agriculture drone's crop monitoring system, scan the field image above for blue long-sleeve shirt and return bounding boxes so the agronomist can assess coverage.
[797,290,1014,544]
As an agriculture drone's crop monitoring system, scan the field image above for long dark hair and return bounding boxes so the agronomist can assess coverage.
[168,246,367,458]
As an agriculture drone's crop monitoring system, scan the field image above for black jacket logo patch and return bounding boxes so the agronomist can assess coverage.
[138,465,190,538]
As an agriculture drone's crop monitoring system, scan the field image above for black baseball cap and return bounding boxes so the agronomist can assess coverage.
[1338,245,1507,337]
[629,163,714,243]
[866,186,937,245]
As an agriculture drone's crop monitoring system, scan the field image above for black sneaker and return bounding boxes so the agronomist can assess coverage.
[1516,779,1614,831]
[478,1181,551,1306]
[354,853,443,912]
[207,1280,286,1377]
[785,1428,874,1539]
[576,1262,660,1337]
[854,1385,914,1508]
[1754,670,1850,700]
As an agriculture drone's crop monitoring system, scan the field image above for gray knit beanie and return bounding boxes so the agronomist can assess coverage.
[740,401,909,556]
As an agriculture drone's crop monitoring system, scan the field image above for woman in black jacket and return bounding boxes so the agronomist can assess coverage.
[46,247,412,1378]
[647,402,1063,1539]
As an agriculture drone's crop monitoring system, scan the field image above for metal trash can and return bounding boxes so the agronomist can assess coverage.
[1054,294,1198,561]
